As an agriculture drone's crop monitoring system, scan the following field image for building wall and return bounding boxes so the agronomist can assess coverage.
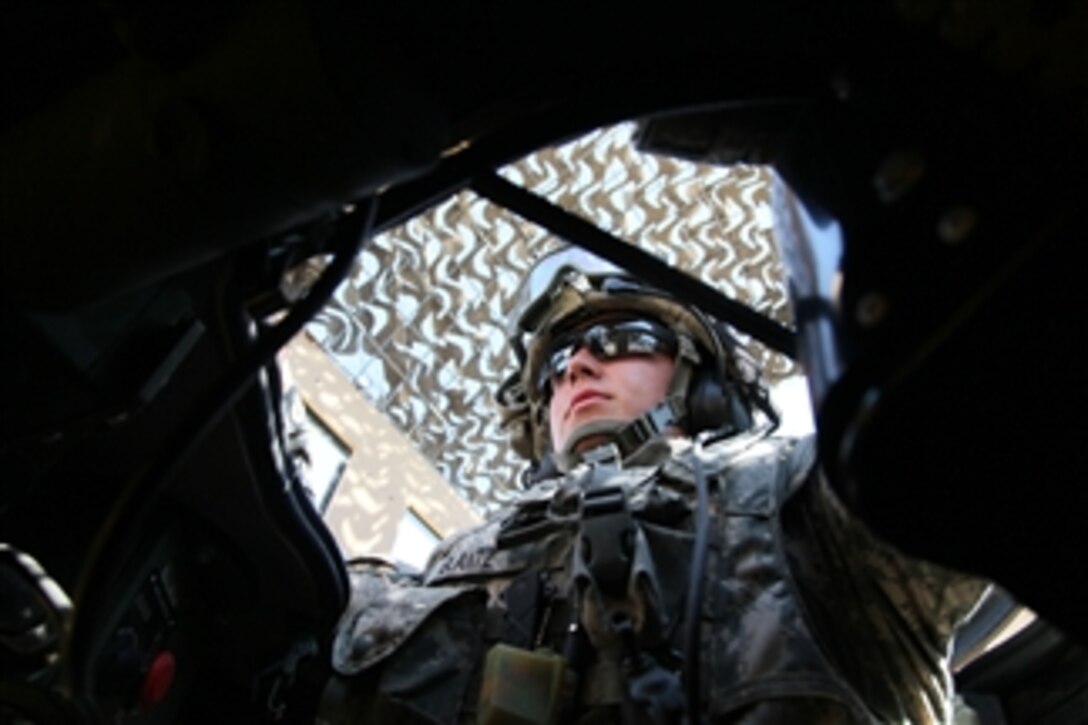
[280,332,481,562]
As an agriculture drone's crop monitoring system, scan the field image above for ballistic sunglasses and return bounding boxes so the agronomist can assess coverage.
[535,318,678,398]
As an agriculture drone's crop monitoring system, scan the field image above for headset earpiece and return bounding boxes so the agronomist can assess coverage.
[686,365,752,436]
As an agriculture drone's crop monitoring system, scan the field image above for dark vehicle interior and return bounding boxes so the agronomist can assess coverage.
[2,1,1085,722]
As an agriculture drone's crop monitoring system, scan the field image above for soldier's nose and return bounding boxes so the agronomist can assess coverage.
[563,346,602,384]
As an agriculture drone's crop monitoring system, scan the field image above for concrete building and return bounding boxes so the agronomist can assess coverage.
[280,333,481,569]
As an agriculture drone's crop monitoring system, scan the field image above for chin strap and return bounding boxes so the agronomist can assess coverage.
[555,395,687,472]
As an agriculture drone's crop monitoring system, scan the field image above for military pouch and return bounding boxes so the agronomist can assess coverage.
[477,643,565,725]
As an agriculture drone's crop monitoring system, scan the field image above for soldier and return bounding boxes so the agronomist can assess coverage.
[320,246,988,723]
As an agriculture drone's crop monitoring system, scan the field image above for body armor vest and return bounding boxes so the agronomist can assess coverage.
[326,435,972,723]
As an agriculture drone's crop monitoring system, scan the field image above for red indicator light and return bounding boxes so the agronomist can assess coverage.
[140,650,176,708]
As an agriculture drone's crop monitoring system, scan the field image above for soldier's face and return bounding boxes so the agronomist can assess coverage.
[547,343,675,453]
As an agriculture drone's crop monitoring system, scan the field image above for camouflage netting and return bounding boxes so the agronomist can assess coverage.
[305,122,795,514]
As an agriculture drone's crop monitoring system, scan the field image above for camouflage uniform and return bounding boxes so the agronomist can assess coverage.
[320,433,987,724]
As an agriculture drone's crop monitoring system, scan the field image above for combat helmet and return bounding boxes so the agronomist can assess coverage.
[497,245,776,475]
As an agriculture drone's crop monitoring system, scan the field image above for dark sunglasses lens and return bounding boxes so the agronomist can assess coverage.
[607,320,678,356]
[536,320,677,397]
[537,344,574,394]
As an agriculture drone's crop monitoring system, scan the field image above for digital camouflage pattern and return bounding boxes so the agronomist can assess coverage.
[323,434,988,723]
[333,559,480,674]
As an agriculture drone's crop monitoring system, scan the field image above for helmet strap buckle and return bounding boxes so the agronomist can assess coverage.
[613,396,686,456]
[581,441,624,470]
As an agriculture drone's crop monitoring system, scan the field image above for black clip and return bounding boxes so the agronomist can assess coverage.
[578,487,634,596]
